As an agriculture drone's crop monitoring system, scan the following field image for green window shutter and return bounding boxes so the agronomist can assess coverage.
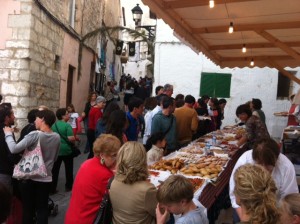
[214,73,231,98]
[200,72,231,98]
[200,73,215,97]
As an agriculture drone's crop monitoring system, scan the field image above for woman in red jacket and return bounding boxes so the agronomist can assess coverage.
[87,96,106,158]
[65,134,121,224]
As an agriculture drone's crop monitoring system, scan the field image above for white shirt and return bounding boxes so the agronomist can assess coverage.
[147,145,164,165]
[143,105,162,144]
[151,105,162,119]
[174,199,208,224]
[229,150,299,208]
[68,112,79,128]
[143,110,153,145]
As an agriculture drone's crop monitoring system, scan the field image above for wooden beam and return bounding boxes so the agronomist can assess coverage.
[256,30,300,63]
[193,21,300,34]
[209,41,300,51]
[221,55,292,61]
[165,0,259,9]
[142,0,221,64]
[265,59,300,85]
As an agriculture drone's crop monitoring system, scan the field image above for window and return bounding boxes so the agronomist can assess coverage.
[200,72,231,98]
[276,71,296,99]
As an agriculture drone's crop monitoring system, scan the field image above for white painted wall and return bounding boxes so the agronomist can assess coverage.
[154,20,300,138]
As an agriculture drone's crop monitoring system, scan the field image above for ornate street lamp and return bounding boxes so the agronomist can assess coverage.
[131,4,156,42]
[131,4,143,26]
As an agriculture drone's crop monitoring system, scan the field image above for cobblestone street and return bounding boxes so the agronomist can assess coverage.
[48,134,87,224]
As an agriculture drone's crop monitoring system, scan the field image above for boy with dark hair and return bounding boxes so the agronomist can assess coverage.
[156,175,208,224]
[125,97,144,141]
[235,104,269,148]
[155,86,164,96]
[18,109,39,142]
[200,95,210,104]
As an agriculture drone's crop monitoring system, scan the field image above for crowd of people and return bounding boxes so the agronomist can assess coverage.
[0,81,299,224]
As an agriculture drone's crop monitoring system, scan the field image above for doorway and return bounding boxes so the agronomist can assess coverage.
[66,65,75,106]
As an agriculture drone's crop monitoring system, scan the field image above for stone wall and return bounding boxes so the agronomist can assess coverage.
[0,0,122,130]
[0,0,62,129]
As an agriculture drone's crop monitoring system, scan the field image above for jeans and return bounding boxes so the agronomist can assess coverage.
[87,129,96,159]
[84,118,90,150]
[19,179,50,224]
[51,155,73,192]
[0,173,12,192]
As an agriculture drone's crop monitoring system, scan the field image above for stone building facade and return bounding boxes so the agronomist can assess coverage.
[0,0,122,129]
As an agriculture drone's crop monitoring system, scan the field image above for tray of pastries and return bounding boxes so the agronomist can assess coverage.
[197,155,229,166]
[148,158,185,174]
[179,146,204,155]
[179,163,223,180]
[174,152,203,164]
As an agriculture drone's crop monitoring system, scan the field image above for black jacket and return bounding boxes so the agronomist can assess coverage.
[0,124,15,175]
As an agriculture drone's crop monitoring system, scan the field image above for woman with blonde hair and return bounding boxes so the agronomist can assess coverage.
[65,134,121,223]
[233,164,280,224]
[280,193,300,224]
[110,142,157,224]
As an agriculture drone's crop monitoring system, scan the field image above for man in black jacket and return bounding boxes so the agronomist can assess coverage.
[0,103,16,191]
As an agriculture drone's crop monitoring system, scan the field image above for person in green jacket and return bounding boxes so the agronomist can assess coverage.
[151,96,177,154]
[51,108,75,194]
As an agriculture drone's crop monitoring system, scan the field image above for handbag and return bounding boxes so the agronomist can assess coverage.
[13,131,47,179]
[76,116,83,134]
[54,123,81,158]
[93,177,114,224]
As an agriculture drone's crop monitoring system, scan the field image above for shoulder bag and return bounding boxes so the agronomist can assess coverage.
[54,123,81,158]
[13,131,47,179]
[93,177,114,224]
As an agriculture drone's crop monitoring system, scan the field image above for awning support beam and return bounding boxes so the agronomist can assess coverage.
[255,30,300,64]
[265,59,300,85]
[209,41,300,51]
[193,21,300,34]
[165,0,259,9]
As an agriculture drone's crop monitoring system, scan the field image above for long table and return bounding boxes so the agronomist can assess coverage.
[199,145,248,223]
[149,128,248,223]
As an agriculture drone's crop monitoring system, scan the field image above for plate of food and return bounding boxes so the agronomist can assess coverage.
[187,177,206,193]
[211,147,229,158]
[179,161,223,180]
[174,152,203,163]
[180,146,204,155]
[148,158,185,174]
[198,116,211,120]
[274,112,287,116]
[223,125,236,129]
[148,170,170,188]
